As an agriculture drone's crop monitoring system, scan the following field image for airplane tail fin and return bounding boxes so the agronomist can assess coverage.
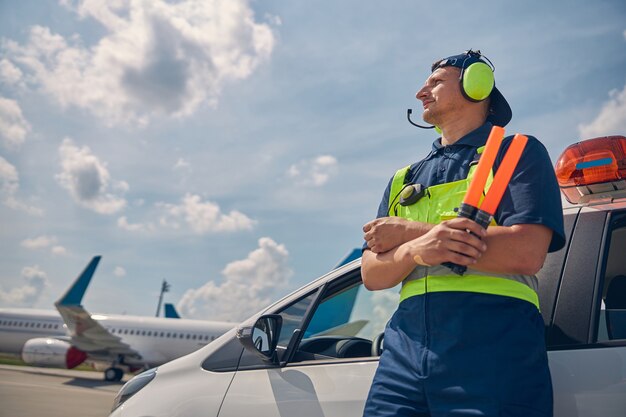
[164,303,181,319]
[304,284,360,337]
[55,256,101,307]
[334,248,361,269]
[303,248,363,337]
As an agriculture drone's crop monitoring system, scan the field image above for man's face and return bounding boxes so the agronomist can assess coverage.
[415,66,465,126]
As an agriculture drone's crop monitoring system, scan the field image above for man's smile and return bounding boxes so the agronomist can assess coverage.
[422,99,434,109]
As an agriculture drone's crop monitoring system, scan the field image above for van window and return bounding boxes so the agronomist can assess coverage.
[598,218,626,342]
[291,279,400,362]
[275,289,319,348]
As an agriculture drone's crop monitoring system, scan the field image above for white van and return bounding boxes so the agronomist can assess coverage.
[110,136,626,417]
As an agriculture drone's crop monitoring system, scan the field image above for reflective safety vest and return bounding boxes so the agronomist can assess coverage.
[389,148,540,309]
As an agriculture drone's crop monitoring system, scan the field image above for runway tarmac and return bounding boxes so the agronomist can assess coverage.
[0,364,128,417]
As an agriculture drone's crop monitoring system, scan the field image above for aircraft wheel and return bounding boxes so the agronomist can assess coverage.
[104,367,124,382]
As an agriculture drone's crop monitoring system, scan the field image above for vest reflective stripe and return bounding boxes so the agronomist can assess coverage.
[402,263,538,289]
[400,270,540,309]
[388,148,539,309]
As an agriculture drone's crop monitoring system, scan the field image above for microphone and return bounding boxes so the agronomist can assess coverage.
[407,109,435,129]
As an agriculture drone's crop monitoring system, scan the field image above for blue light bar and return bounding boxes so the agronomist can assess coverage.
[576,157,614,170]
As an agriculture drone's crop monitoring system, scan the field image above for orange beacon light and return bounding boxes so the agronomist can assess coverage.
[555,136,626,204]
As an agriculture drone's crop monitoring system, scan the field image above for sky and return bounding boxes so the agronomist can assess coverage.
[0,0,625,322]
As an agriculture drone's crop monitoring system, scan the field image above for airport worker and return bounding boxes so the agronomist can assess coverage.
[361,49,566,417]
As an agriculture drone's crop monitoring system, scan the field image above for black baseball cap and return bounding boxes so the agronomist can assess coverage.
[432,50,512,127]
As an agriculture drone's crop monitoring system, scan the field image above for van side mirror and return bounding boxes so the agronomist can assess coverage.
[237,314,282,363]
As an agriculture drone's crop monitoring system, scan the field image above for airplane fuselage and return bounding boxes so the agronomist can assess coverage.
[0,308,235,367]
[0,309,66,354]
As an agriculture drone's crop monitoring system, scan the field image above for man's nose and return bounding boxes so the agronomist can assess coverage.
[416,86,428,101]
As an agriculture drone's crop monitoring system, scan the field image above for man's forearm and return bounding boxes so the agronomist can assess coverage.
[471,224,552,275]
[361,222,552,292]
[362,218,489,290]
[361,247,416,291]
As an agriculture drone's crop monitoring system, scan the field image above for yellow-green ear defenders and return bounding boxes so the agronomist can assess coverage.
[434,49,496,103]
[460,59,494,102]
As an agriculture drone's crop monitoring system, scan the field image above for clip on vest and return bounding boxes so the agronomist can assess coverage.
[399,183,426,206]
[443,126,529,276]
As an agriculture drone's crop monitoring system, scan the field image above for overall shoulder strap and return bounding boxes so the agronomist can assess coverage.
[388,165,411,215]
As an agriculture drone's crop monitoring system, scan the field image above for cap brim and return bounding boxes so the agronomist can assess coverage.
[488,87,512,127]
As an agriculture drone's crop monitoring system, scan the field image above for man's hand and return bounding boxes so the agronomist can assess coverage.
[406,217,487,266]
[363,217,428,253]
[361,217,488,290]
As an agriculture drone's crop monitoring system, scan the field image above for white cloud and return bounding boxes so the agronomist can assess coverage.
[114,180,130,193]
[159,193,256,234]
[173,157,191,172]
[2,0,276,126]
[0,59,24,86]
[113,266,126,277]
[0,155,18,195]
[0,155,42,215]
[20,235,68,255]
[0,265,49,306]
[177,237,292,321]
[370,290,399,339]
[117,216,154,232]
[21,235,58,249]
[51,245,68,256]
[119,194,254,235]
[0,96,31,149]
[579,84,626,139]
[264,13,282,27]
[287,155,338,187]
[56,138,127,214]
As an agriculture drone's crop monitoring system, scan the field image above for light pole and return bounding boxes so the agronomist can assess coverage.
[156,279,170,317]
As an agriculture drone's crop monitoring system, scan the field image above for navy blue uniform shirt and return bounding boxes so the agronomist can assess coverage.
[367,122,565,253]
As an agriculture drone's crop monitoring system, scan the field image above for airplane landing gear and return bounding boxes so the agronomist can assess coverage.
[104,367,124,382]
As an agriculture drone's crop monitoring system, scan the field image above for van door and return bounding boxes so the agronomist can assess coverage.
[218,273,399,417]
[549,208,626,416]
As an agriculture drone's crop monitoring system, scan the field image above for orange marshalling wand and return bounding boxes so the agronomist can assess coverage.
[444,127,529,275]
[480,134,529,215]
[462,126,505,208]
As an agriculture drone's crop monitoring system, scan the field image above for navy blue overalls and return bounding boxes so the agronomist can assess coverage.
[363,138,554,416]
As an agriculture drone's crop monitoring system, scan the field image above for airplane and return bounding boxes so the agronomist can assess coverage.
[0,256,237,381]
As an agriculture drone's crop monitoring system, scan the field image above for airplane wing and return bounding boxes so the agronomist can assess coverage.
[55,305,140,357]
[312,319,369,337]
[54,257,141,360]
